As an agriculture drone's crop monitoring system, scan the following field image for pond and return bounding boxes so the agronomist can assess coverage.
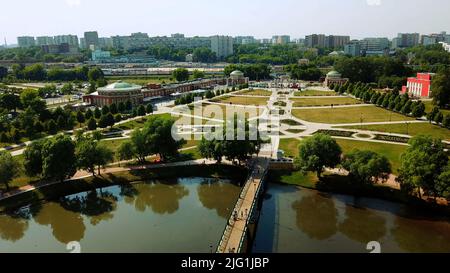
[0,177,241,253]
[253,183,450,253]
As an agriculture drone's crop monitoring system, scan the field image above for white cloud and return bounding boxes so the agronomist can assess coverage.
[366,0,382,6]
[66,0,81,8]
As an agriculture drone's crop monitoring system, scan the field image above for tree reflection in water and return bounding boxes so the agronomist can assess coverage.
[197,178,240,219]
[125,180,189,215]
[0,203,41,242]
[391,216,450,253]
[338,205,386,243]
[292,193,338,240]
[34,202,86,244]
[59,189,118,226]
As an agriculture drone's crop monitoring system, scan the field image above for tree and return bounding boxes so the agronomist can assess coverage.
[146,104,153,114]
[427,107,440,123]
[436,164,450,199]
[23,140,45,177]
[397,135,448,199]
[117,141,135,163]
[434,111,444,124]
[118,102,126,113]
[94,107,101,119]
[60,83,74,95]
[22,63,46,81]
[0,93,21,112]
[98,115,109,128]
[76,111,85,124]
[85,109,93,120]
[125,100,133,111]
[20,89,40,109]
[0,66,7,79]
[88,67,104,82]
[114,114,122,122]
[137,105,146,116]
[431,67,450,108]
[172,68,189,82]
[110,103,118,114]
[342,150,391,185]
[42,135,77,182]
[76,138,113,176]
[411,101,425,118]
[87,118,97,130]
[101,105,110,115]
[46,120,57,135]
[0,151,20,191]
[56,115,66,130]
[192,69,205,79]
[295,133,342,178]
[443,114,450,129]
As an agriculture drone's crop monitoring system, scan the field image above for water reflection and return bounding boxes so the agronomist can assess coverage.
[125,182,189,214]
[197,179,240,218]
[291,192,338,240]
[339,205,387,243]
[392,216,450,253]
[34,202,86,244]
[0,214,29,242]
[60,190,118,226]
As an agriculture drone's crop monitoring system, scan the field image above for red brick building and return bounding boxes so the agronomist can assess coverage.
[401,73,435,98]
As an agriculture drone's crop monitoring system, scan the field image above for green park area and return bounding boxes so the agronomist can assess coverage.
[106,75,177,85]
[292,106,414,124]
[210,96,269,106]
[290,97,361,107]
[294,90,337,96]
[278,137,406,174]
[338,122,450,141]
[235,89,272,96]
[424,100,450,116]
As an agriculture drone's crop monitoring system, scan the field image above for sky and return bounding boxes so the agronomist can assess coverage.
[1,0,450,44]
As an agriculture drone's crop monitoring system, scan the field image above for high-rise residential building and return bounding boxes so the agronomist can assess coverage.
[36,36,54,46]
[112,35,130,49]
[393,33,420,48]
[98,37,113,48]
[171,33,185,38]
[17,36,36,47]
[361,38,390,52]
[234,36,256,45]
[84,31,99,50]
[54,35,79,47]
[325,35,350,48]
[421,35,438,46]
[305,34,327,48]
[210,35,234,59]
[344,40,362,57]
[272,35,290,44]
[80,38,86,49]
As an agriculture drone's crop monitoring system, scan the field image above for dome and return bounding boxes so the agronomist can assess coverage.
[327,71,342,78]
[99,81,141,92]
[230,70,244,77]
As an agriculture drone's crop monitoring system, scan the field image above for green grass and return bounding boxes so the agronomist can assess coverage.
[338,123,450,141]
[106,75,176,85]
[424,101,450,116]
[281,119,303,126]
[335,139,407,174]
[292,106,414,124]
[285,129,305,134]
[291,97,361,107]
[210,96,268,106]
[269,169,318,188]
[235,89,272,96]
[278,138,407,174]
[294,90,337,96]
[113,113,171,130]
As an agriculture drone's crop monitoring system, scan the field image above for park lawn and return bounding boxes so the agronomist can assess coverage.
[106,75,176,85]
[294,90,337,96]
[278,137,406,174]
[291,97,361,107]
[335,139,407,175]
[424,100,450,116]
[235,89,272,96]
[292,106,414,124]
[337,122,450,141]
[210,96,268,106]
[113,113,171,130]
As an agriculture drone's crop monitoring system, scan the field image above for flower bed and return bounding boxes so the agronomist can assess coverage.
[315,129,355,137]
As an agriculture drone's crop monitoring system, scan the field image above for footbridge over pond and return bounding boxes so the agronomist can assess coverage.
[216,157,270,253]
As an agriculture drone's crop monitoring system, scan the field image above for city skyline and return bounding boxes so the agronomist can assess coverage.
[2,0,450,44]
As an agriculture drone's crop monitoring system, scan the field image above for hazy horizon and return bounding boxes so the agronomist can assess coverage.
[2,0,450,44]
